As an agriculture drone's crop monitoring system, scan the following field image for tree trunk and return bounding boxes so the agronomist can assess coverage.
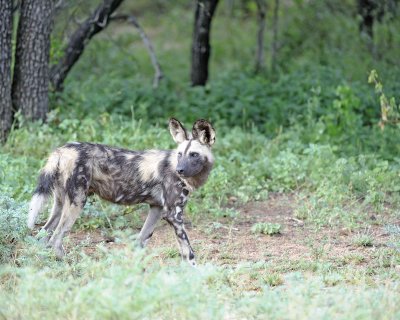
[12,0,54,121]
[271,0,279,74]
[226,0,235,17]
[191,0,219,86]
[0,0,13,142]
[357,0,377,39]
[50,0,124,91]
[255,0,267,73]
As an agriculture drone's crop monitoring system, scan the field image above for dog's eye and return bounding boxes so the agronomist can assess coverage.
[178,152,182,158]
[190,152,199,158]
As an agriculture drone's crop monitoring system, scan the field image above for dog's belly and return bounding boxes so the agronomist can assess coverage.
[88,178,160,206]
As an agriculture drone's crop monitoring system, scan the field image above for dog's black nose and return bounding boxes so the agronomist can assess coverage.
[177,169,184,175]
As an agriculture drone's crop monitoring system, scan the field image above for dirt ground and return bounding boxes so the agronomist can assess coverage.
[68,193,394,267]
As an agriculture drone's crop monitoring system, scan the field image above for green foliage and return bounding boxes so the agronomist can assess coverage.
[293,153,400,229]
[352,232,374,247]
[51,1,400,138]
[386,224,400,252]
[1,247,400,319]
[0,248,226,319]
[2,106,400,230]
[251,222,282,235]
[0,153,39,200]
[0,195,28,263]
[262,272,284,287]
[368,69,400,129]
[162,247,180,259]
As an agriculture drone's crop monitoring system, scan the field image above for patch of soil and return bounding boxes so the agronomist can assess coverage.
[67,193,393,267]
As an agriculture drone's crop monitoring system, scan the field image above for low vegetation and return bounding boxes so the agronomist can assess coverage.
[251,222,282,235]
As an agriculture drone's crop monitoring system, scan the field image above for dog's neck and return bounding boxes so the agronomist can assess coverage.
[181,161,214,191]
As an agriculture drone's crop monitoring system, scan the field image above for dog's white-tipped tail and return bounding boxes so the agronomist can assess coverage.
[28,194,47,229]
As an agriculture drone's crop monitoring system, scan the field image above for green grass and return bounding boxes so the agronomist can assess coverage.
[352,229,374,247]
[251,222,282,235]
[0,249,399,319]
[262,272,284,287]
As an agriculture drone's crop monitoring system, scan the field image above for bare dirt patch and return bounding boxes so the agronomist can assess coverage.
[67,193,393,269]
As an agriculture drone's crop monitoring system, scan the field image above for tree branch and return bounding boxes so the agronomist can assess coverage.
[50,0,124,91]
[110,14,164,88]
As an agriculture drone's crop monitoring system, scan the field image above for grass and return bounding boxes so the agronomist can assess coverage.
[251,222,282,235]
[262,272,284,287]
[0,242,399,319]
[352,229,374,247]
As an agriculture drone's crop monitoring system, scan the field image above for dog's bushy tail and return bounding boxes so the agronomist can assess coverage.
[28,169,57,229]
[28,193,48,229]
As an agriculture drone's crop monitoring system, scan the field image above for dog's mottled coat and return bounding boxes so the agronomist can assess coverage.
[28,118,216,265]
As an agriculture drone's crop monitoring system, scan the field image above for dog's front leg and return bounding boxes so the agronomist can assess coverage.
[138,206,162,247]
[164,205,196,266]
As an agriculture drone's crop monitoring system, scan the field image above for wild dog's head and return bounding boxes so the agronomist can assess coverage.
[169,118,216,179]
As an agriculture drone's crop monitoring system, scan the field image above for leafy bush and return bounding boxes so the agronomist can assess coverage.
[0,195,28,263]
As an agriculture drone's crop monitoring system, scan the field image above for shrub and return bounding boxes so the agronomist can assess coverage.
[0,195,28,263]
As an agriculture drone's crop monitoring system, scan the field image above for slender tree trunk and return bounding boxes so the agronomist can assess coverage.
[50,0,124,91]
[255,0,267,73]
[191,0,219,86]
[271,0,279,74]
[226,0,235,17]
[0,0,13,142]
[357,0,377,39]
[12,0,54,121]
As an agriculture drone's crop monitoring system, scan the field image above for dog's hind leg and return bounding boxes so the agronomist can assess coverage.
[137,206,162,247]
[40,191,65,243]
[47,192,87,258]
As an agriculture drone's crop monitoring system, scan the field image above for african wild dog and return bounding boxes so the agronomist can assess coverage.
[28,118,216,266]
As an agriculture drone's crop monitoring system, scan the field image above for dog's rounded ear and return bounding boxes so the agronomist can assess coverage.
[192,119,216,146]
[169,118,188,144]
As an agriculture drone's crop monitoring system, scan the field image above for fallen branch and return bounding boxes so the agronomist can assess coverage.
[110,14,163,88]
